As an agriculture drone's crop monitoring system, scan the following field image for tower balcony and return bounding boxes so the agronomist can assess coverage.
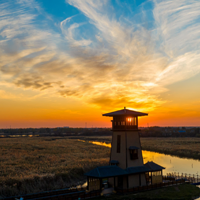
[112,124,138,131]
[102,107,148,131]
[112,117,138,131]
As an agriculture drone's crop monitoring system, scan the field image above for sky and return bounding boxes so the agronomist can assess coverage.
[0,0,200,128]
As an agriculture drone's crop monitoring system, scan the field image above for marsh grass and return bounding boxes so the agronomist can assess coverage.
[94,184,200,200]
[0,137,110,197]
[141,137,200,160]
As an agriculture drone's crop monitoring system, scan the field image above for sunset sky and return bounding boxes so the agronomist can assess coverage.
[1,0,200,128]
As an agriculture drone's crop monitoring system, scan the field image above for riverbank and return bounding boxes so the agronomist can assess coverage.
[94,184,200,200]
[74,136,200,160]
[141,137,200,160]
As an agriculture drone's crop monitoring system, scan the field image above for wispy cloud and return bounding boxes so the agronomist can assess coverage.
[0,0,200,112]
[154,0,200,85]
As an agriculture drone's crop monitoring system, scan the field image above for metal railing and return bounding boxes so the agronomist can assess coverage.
[165,172,200,184]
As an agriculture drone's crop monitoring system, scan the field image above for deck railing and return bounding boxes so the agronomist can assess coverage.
[164,172,200,184]
[112,125,138,131]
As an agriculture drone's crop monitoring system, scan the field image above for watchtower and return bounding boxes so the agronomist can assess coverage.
[85,107,165,191]
[103,107,148,188]
[103,107,147,169]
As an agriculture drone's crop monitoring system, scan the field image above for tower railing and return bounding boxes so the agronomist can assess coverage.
[112,124,138,131]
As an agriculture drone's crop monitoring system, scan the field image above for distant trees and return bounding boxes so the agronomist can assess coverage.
[1,126,199,138]
[0,127,112,137]
[140,127,200,137]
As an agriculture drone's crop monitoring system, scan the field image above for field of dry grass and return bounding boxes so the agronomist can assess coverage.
[141,137,200,160]
[0,137,110,197]
[95,184,200,200]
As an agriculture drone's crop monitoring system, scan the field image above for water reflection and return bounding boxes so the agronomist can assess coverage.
[81,140,200,175]
[142,150,200,175]
[89,141,111,148]
[78,140,112,148]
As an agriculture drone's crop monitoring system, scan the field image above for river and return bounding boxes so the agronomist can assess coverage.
[142,150,200,175]
[87,140,200,176]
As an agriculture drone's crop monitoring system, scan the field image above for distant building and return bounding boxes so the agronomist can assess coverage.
[178,130,186,133]
[57,126,69,129]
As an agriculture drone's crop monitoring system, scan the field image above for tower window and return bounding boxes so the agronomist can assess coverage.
[129,149,138,160]
[117,135,121,153]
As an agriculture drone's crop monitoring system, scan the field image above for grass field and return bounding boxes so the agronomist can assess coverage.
[141,137,200,160]
[94,184,200,200]
[0,137,110,197]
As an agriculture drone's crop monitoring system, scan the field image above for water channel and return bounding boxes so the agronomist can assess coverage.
[87,141,200,176]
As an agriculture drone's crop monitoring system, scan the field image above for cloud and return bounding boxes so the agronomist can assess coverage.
[153,0,200,85]
[0,0,200,111]
[60,16,92,46]
[0,89,18,99]
[14,73,54,90]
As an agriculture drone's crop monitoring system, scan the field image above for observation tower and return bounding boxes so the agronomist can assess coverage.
[85,107,165,191]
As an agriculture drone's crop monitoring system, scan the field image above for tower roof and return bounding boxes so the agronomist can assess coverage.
[126,166,150,174]
[102,108,148,117]
[84,165,128,178]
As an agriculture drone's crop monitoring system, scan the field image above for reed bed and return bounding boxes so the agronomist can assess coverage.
[141,137,200,160]
[0,137,110,197]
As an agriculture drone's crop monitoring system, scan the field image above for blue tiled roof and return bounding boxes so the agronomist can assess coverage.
[144,161,165,171]
[84,165,128,178]
[126,166,150,174]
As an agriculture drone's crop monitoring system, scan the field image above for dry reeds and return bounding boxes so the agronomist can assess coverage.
[0,137,110,198]
[140,137,200,160]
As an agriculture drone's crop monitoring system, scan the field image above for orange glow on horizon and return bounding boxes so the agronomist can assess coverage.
[1,85,200,128]
[1,101,200,128]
